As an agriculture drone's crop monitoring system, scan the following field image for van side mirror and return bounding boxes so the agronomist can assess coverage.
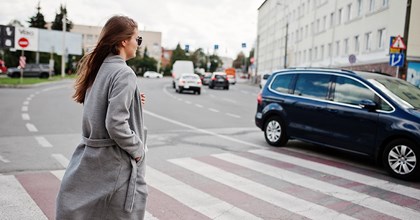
[359,99,377,111]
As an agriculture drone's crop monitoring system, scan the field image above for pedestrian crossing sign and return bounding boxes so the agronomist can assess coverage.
[390,35,406,50]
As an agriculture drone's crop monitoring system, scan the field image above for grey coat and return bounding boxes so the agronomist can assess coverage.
[56,55,147,220]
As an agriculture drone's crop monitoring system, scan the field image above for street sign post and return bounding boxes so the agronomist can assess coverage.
[389,36,407,78]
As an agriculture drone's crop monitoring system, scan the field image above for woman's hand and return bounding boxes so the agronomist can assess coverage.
[140,93,146,105]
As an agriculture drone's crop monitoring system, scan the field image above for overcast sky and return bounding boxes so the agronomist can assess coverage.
[1,0,265,58]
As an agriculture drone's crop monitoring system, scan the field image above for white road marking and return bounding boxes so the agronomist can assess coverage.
[251,149,420,202]
[226,113,240,118]
[21,106,28,112]
[21,113,30,120]
[34,136,53,148]
[25,123,38,132]
[147,166,262,220]
[0,154,10,163]
[51,154,69,168]
[0,176,48,220]
[144,211,160,220]
[214,153,420,220]
[208,108,219,113]
[195,104,203,108]
[50,170,65,181]
[170,158,357,220]
[185,101,192,104]
[23,101,29,105]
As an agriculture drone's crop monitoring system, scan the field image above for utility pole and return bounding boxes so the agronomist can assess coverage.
[401,0,412,79]
[61,13,66,78]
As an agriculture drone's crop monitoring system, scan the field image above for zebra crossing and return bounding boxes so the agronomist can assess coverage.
[1,149,420,220]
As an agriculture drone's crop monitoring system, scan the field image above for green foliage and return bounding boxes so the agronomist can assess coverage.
[51,4,73,31]
[28,2,47,29]
[208,54,223,72]
[170,43,190,66]
[190,48,207,70]
[127,50,158,75]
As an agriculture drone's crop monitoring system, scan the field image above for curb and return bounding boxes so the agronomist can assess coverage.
[0,79,74,89]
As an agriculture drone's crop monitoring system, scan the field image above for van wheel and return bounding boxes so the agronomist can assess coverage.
[383,139,419,180]
[264,116,288,147]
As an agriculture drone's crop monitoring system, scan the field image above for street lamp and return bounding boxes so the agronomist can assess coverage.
[61,13,66,78]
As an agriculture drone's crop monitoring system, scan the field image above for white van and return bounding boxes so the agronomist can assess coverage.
[172,60,194,88]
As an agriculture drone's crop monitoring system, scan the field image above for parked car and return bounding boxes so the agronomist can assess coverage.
[7,63,53,78]
[255,68,420,180]
[143,71,163,78]
[259,72,272,88]
[202,72,212,85]
[208,72,229,90]
[175,73,202,94]
[0,59,7,74]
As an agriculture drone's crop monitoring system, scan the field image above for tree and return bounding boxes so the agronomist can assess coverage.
[51,4,73,31]
[8,19,24,27]
[233,52,245,69]
[170,43,189,66]
[28,2,47,29]
[208,54,223,72]
[190,48,207,69]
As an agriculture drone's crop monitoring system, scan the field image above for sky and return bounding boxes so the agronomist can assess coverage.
[0,0,265,59]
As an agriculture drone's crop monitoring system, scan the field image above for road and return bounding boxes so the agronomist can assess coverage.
[0,77,420,220]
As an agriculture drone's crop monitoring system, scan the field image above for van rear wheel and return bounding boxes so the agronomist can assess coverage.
[264,116,288,147]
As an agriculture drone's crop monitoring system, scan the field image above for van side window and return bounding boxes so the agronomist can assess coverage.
[333,76,376,106]
[270,74,294,93]
[294,74,331,99]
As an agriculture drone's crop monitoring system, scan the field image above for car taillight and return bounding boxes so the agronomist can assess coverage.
[257,92,262,105]
[211,77,216,80]
[197,81,202,84]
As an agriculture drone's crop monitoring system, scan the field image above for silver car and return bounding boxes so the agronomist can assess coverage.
[7,63,54,78]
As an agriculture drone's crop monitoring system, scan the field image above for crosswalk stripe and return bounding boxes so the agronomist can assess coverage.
[251,149,420,201]
[0,175,48,220]
[169,158,358,220]
[214,152,420,220]
[146,166,261,220]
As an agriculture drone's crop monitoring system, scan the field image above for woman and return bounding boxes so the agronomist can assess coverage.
[56,15,147,219]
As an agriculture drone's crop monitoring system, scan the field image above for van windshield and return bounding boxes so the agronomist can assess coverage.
[369,78,420,109]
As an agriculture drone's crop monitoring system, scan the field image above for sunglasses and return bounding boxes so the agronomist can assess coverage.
[136,36,142,46]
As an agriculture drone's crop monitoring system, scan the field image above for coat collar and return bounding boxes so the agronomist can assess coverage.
[104,54,125,63]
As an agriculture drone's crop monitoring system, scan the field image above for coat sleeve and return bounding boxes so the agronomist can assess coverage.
[105,70,143,159]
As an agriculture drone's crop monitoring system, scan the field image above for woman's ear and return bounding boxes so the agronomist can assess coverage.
[121,40,127,47]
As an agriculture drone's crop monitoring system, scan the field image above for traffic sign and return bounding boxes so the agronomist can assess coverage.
[214,44,219,50]
[389,53,404,67]
[18,37,29,49]
[348,54,356,64]
[185,44,189,52]
[390,35,406,50]
[241,43,246,48]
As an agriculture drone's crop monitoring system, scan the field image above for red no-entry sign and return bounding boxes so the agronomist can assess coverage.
[18,37,29,48]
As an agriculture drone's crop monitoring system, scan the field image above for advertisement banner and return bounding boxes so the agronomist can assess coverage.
[14,27,39,51]
[407,61,420,88]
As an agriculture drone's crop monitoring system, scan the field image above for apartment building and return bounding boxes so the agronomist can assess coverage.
[256,0,419,79]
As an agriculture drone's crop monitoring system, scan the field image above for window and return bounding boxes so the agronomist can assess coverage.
[338,8,343,24]
[347,3,352,21]
[294,74,331,99]
[270,74,294,93]
[369,0,375,12]
[357,0,363,16]
[309,49,312,61]
[354,35,360,53]
[314,47,318,60]
[365,32,372,51]
[328,43,332,57]
[320,45,325,59]
[333,77,375,106]
[322,16,327,31]
[344,38,349,55]
[378,28,386,49]
[336,40,340,56]
[330,12,335,27]
[382,0,389,7]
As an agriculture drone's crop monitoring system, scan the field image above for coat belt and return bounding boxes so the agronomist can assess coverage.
[81,136,138,213]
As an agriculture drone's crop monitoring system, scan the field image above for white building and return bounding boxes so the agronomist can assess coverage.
[256,0,419,78]
[70,24,162,62]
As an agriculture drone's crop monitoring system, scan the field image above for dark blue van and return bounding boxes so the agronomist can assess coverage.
[255,68,420,180]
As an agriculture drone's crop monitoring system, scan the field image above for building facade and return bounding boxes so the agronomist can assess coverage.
[70,24,162,62]
[256,0,419,79]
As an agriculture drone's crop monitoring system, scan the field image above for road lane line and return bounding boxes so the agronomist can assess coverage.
[144,110,263,149]
[22,113,30,120]
[0,154,10,163]
[51,154,69,168]
[26,123,38,132]
[169,158,357,220]
[146,166,262,220]
[50,170,65,181]
[195,104,203,108]
[23,101,29,105]
[251,149,420,201]
[185,100,192,104]
[22,106,28,112]
[226,113,240,118]
[35,136,53,148]
[214,153,420,220]
[208,108,219,112]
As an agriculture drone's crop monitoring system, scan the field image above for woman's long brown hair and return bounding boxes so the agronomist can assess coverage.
[73,15,138,104]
